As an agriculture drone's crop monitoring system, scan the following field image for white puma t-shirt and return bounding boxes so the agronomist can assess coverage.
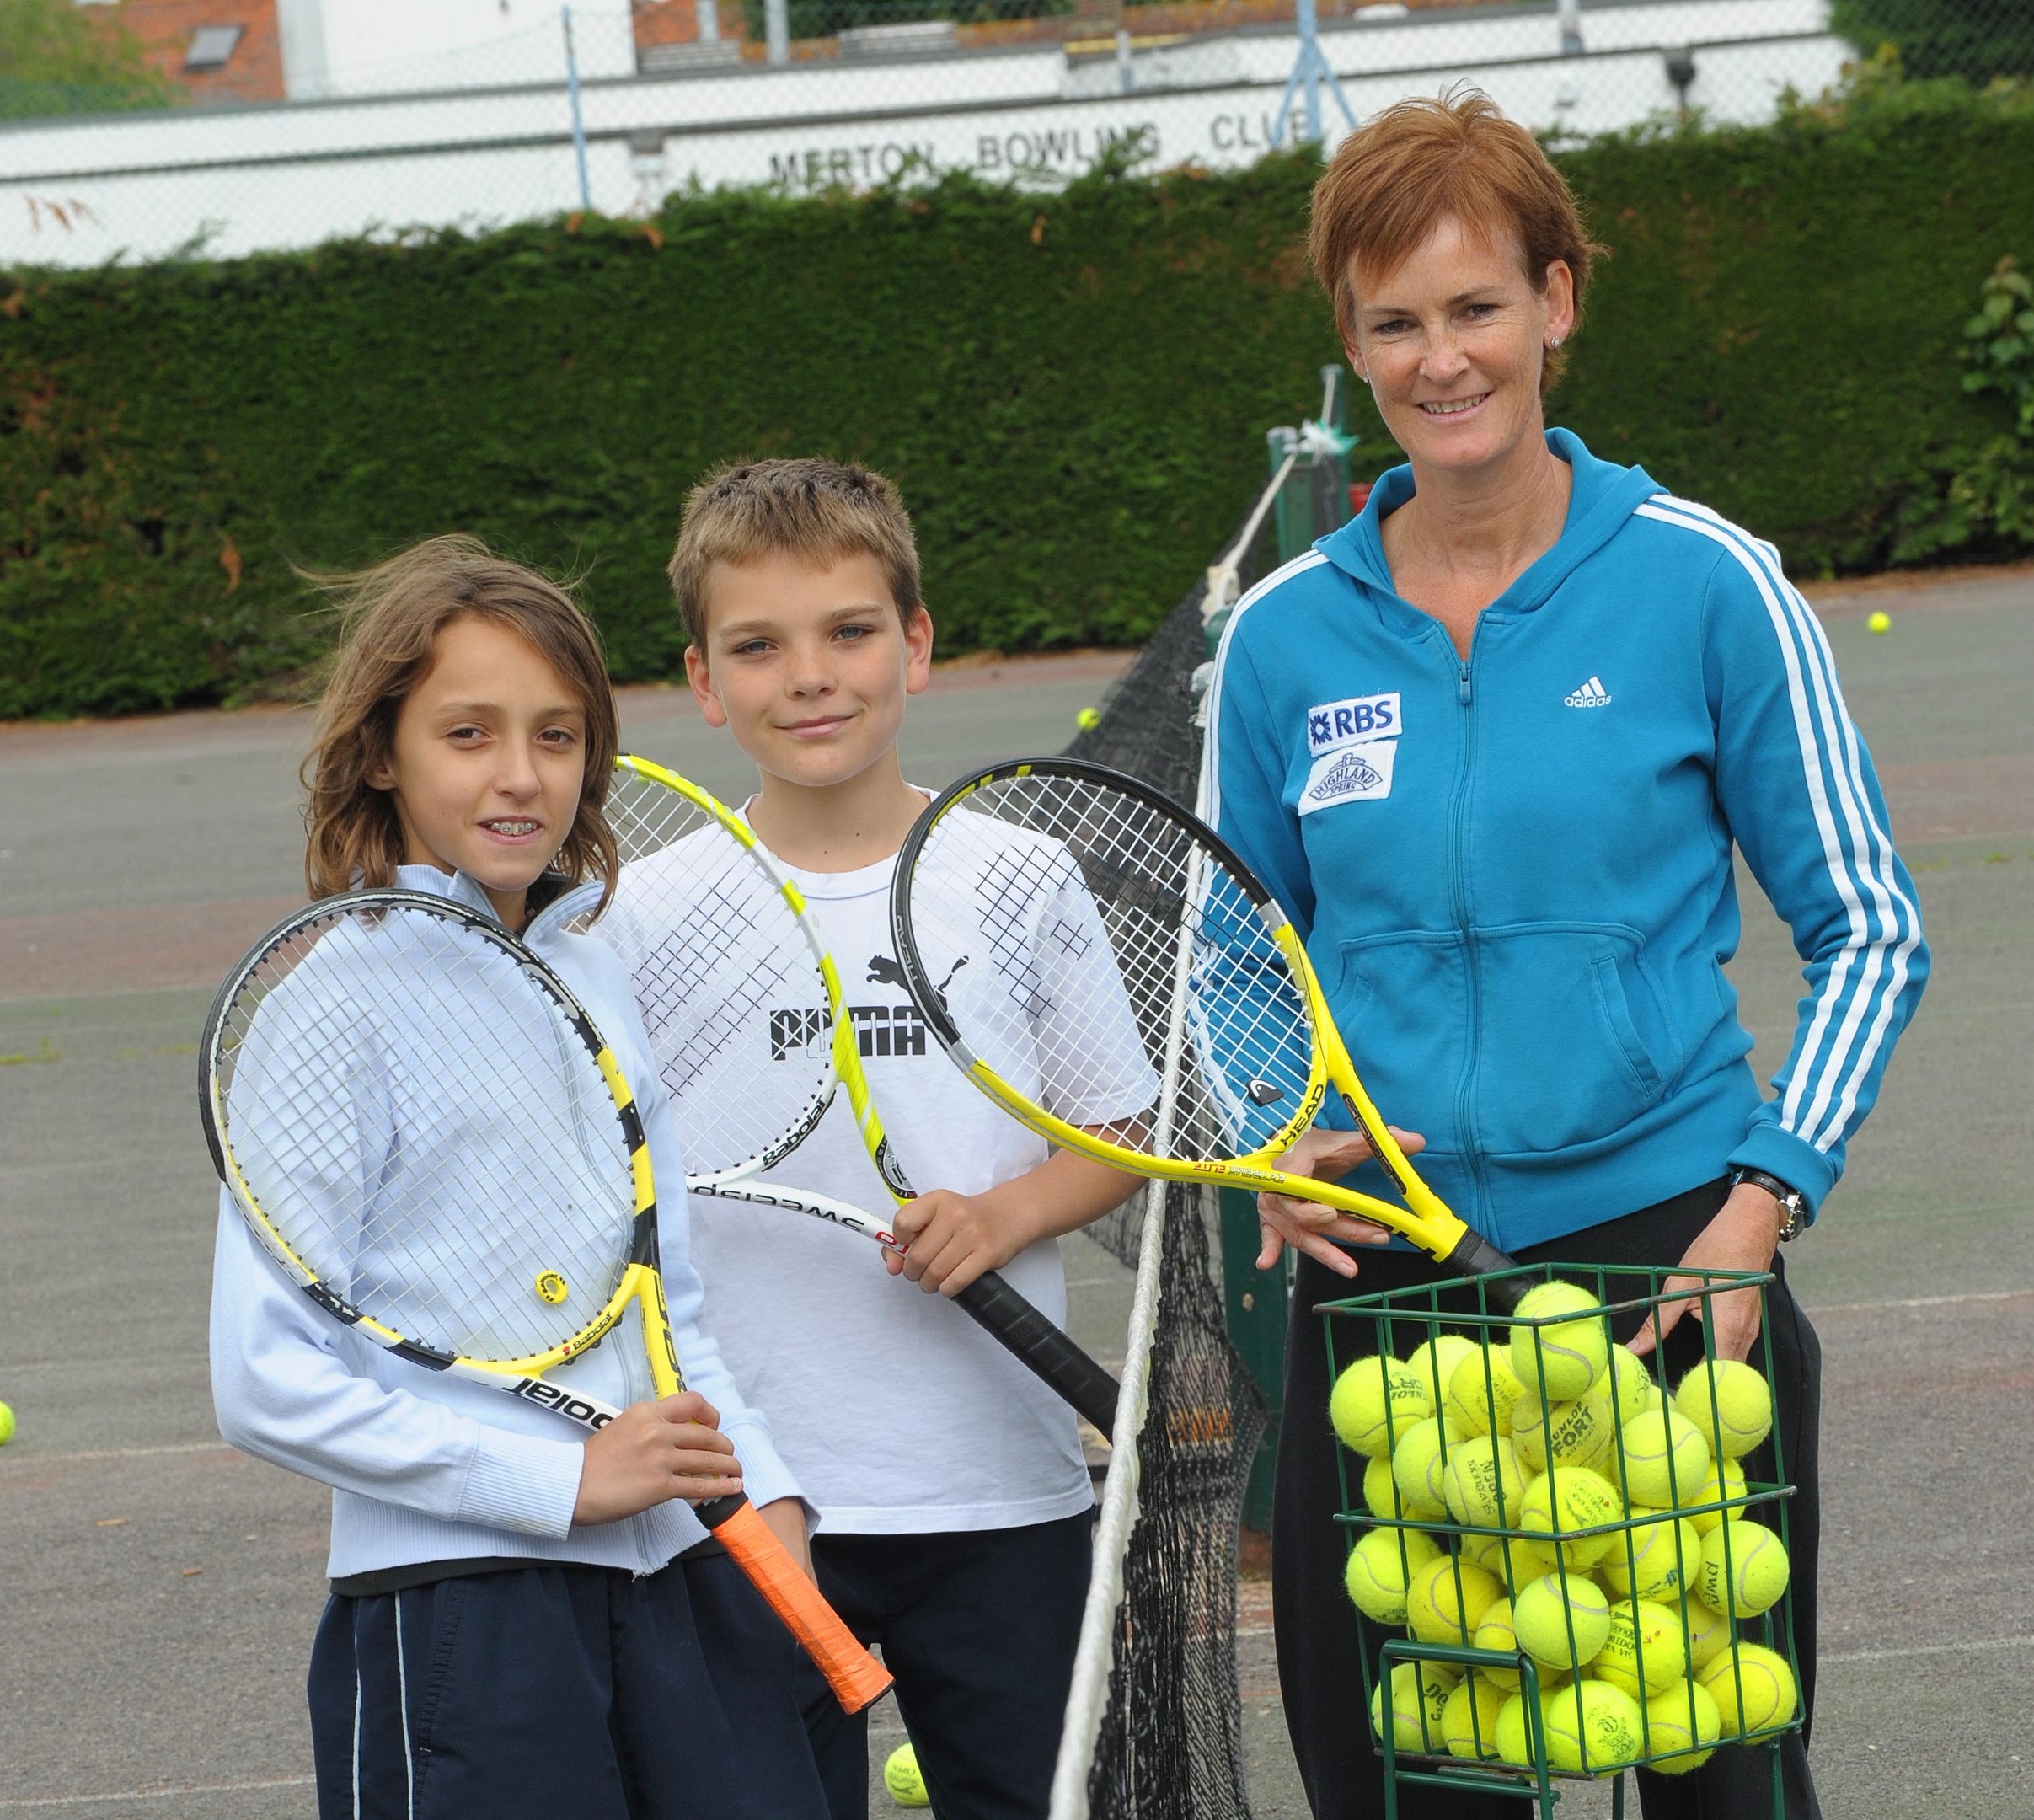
[600,809,1155,1534]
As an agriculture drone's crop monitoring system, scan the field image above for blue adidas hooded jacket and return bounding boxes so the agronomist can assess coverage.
[1201,429,1927,1253]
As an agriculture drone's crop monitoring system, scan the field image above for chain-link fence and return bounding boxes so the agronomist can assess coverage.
[3,0,2031,269]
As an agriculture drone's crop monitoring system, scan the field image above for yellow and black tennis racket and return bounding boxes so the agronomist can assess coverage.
[591,755,1123,1437]
[200,888,891,1713]
[887,758,1528,1308]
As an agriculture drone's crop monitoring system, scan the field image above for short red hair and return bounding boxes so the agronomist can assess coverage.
[1309,91,1603,389]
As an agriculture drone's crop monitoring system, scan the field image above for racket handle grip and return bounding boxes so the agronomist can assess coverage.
[1440,1230,1530,1311]
[696,1496,891,1714]
[954,1269,1121,1437]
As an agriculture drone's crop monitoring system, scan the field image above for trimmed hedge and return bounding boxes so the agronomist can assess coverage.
[3,85,2033,719]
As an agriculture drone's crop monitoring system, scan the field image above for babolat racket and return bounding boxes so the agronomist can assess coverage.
[887,757,1528,1309]
[201,888,891,1714]
[590,755,1122,1437]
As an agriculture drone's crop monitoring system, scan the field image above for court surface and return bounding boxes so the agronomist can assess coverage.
[2,570,2029,1818]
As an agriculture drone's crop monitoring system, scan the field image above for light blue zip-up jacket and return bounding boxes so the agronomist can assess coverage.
[210,864,802,1582]
[1202,430,1927,1252]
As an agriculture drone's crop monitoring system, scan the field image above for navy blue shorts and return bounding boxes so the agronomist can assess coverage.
[797,1512,1093,1820]
[308,1551,828,1820]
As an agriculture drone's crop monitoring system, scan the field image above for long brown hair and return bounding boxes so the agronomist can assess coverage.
[301,536,620,910]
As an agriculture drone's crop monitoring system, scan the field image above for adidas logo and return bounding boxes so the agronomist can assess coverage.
[1563,676,1612,708]
[1307,748,1384,800]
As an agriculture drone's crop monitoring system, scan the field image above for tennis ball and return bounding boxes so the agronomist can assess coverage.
[1544,1679,1646,1776]
[1688,1456,1748,1536]
[1392,1416,1464,1520]
[1674,1592,1732,1672]
[1697,1641,1798,1736]
[1370,1658,1459,1754]
[1442,1673,1510,1760]
[1407,1334,1480,1407]
[1331,1355,1432,1459]
[1643,1678,1722,1774]
[1595,1598,1689,1698]
[1512,1387,1615,1474]
[1509,1282,1609,1401]
[1464,1528,1563,1597]
[1519,1465,1622,1568]
[1512,1571,1611,1669]
[1344,1527,1441,1624]
[1362,1453,1402,1519]
[1443,1435,1525,1528]
[883,1742,929,1807]
[1694,1518,1790,1619]
[1406,1553,1503,1645]
[1445,1343,1528,1437]
[1077,705,1102,729]
[0,1400,14,1446]
[1600,1507,1703,1601]
[1674,1359,1774,1460]
[1607,1346,1655,1423]
[1867,610,1892,634]
[1493,1678,1568,1768]
[1469,1598,1523,1689]
[1612,1408,1711,1508]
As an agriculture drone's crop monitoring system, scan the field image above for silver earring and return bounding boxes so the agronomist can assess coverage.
[1548,336,1564,349]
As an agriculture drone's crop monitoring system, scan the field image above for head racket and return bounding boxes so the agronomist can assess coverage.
[590,755,1122,1438]
[886,758,1528,1308]
[201,888,891,1713]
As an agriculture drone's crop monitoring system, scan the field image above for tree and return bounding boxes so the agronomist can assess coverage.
[1831,0,2034,84]
[0,0,174,116]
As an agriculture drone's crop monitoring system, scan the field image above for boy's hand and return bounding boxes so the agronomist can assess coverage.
[572,1390,740,1526]
[886,1187,1030,1298]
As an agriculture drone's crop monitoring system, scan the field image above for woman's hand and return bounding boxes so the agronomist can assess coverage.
[571,1390,740,1526]
[1627,1183,1783,1362]
[1255,1126,1426,1278]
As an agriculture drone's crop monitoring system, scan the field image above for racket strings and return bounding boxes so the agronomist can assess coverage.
[600,771,834,1179]
[218,904,637,1365]
[910,776,1316,1164]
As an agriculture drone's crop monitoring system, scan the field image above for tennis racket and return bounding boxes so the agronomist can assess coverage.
[201,888,891,1714]
[590,754,1123,1438]
[886,757,1528,1309]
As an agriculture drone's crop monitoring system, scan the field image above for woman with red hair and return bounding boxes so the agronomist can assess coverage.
[1202,92,1926,1817]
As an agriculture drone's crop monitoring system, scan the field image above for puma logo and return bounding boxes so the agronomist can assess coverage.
[866,954,969,993]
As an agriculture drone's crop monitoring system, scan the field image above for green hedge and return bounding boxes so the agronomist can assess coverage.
[4,84,2033,720]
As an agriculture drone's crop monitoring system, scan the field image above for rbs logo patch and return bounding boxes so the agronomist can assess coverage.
[1306,693,1400,755]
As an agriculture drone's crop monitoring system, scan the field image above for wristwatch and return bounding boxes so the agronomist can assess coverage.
[1732,1168,1807,1243]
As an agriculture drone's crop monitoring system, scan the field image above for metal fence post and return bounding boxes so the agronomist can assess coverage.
[562,6,591,211]
[698,0,721,43]
[766,0,790,66]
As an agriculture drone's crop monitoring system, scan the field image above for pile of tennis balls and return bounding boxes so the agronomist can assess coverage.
[1335,1282,1796,1780]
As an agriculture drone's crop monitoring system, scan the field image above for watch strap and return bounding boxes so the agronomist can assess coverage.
[1732,1168,1807,1241]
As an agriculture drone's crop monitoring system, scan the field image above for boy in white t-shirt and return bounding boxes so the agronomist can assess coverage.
[604,458,1148,1820]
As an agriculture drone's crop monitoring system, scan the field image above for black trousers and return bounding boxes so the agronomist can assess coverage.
[308,1553,828,1820]
[1271,1179,1824,1820]
[796,1512,1093,1820]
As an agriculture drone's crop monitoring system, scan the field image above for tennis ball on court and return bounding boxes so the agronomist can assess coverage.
[1509,1282,1609,1401]
[1405,1554,1502,1646]
[1442,1673,1510,1760]
[0,1400,14,1446]
[1674,1359,1773,1459]
[1443,1435,1526,1528]
[1544,1679,1646,1777]
[1511,1386,1615,1474]
[1688,1456,1748,1536]
[1697,1641,1798,1736]
[883,1742,929,1807]
[1469,1598,1523,1689]
[1519,1465,1623,1568]
[1344,1527,1441,1624]
[1607,1346,1654,1423]
[1612,1408,1711,1508]
[1445,1343,1528,1437]
[1369,1658,1459,1753]
[1512,1571,1612,1669]
[1673,1592,1732,1673]
[1694,1518,1790,1619]
[1600,1507,1703,1602]
[1594,1598,1689,1698]
[1642,1678,1722,1774]
[1075,705,1102,730]
[1867,610,1892,634]
[1407,1334,1480,1407]
[1330,1355,1432,1459]
[1392,1416,1464,1520]
[1362,1453,1402,1519]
